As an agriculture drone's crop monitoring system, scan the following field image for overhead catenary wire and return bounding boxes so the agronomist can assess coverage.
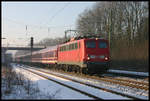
[3,3,74,47]
[3,17,75,39]
[45,2,70,26]
[3,17,74,29]
[44,2,70,36]
[2,2,71,30]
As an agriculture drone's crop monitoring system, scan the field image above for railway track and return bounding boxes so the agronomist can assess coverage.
[38,68,149,91]
[107,70,148,79]
[94,75,149,91]
[19,65,148,100]
[37,66,149,91]
[51,67,149,91]
[20,66,101,99]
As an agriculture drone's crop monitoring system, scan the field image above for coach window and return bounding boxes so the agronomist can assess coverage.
[69,44,71,50]
[67,45,69,51]
[71,44,72,50]
[73,44,75,50]
[66,45,67,51]
[61,47,63,51]
[72,44,74,50]
[52,52,54,57]
[61,46,63,51]
[72,44,75,50]
[46,52,48,57]
[65,45,67,51]
[75,43,78,49]
[86,41,96,48]
[78,42,80,48]
[73,43,76,49]
[62,46,64,51]
[46,53,47,57]
[47,52,49,57]
[68,45,70,51]
[45,52,47,57]
[49,52,51,57]
[64,46,66,51]
[68,45,69,51]
[70,44,72,50]
[64,46,65,51]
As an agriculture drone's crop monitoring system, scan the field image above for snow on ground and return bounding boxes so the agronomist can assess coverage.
[11,63,93,99]
[25,65,148,100]
[10,63,149,100]
[24,67,130,100]
[2,64,58,99]
[108,69,149,77]
[2,83,51,99]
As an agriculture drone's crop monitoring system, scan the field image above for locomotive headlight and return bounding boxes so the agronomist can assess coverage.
[87,54,90,60]
[105,57,108,60]
[99,55,105,59]
[90,55,96,59]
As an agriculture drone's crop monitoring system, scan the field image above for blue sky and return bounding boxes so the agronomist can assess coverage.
[2,2,96,46]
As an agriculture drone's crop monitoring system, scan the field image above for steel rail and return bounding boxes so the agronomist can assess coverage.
[103,76,149,86]
[98,77,149,91]
[33,67,148,91]
[20,67,102,100]
[27,66,144,100]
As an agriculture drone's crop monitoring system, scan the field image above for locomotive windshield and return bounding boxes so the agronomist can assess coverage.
[99,41,107,48]
[86,41,96,48]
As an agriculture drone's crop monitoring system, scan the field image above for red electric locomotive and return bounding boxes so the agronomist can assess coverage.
[58,36,110,74]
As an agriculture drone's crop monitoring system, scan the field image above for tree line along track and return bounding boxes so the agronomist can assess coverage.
[21,66,145,100]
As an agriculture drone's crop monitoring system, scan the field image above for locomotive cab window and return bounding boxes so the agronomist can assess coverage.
[86,41,96,48]
[99,41,107,48]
